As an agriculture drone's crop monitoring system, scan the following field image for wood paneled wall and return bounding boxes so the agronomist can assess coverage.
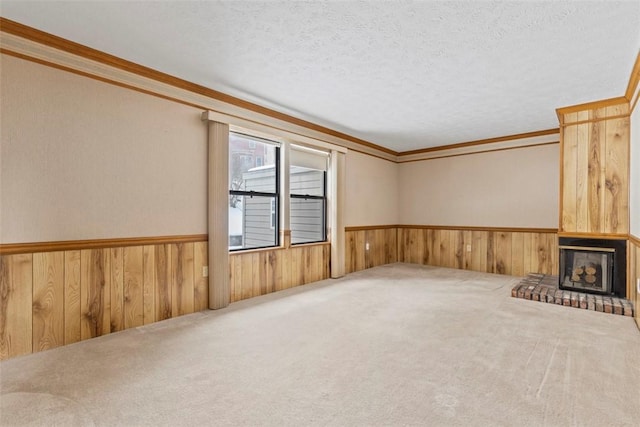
[559,103,630,235]
[629,237,640,328]
[397,227,558,276]
[0,239,334,360]
[0,238,332,360]
[0,242,208,360]
[229,243,330,302]
[1,226,565,361]
[345,227,398,274]
[345,226,557,277]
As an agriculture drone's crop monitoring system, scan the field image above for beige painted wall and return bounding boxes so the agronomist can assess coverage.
[1,53,561,241]
[0,54,208,243]
[630,103,639,238]
[345,151,398,226]
[398,144,560,228]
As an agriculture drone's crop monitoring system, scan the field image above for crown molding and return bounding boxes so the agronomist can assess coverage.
[0,18,397,160]
[2,18,611,164]
[625,50,640,102]
[398,128,559,156]
[556,96,629,117]
[396,129,559,162]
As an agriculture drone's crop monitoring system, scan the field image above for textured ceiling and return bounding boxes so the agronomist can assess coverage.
[1,1,639,152]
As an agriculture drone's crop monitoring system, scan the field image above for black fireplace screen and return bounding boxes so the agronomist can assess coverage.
[559,245,615,295]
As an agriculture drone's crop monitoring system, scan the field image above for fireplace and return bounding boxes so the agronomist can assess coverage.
[558,237,626,297]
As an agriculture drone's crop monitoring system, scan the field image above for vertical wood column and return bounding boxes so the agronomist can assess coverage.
[558,101,630,236]
[330,150,346,278]
[202,112,230,309]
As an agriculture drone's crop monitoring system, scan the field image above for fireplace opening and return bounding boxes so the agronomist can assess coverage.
[559,246,614,294]
[558,238,626,297]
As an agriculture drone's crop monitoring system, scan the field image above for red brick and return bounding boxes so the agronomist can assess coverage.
[595,296,604,312]
[541,276,559,286]
[570,293,579,308]
[511,285,520,298]
[578,294,587,309]
[524,285,535,300]
[532,285,542,301]
[540,286,549,300]
[612,299,623,315]
[622,301,634,317]
[555,290,564,305]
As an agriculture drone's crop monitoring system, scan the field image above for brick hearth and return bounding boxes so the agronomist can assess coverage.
[512,273,634,317]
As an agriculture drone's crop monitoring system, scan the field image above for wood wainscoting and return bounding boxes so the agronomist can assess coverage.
[229,243,330,302]
[345,226,398,274]
[0,238,332,360]
[0,241,209,360]
[345,225,558,277]
[629,236,640,328]
[397,226,559,276]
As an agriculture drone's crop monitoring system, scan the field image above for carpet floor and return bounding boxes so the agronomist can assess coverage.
[1,263,639,426]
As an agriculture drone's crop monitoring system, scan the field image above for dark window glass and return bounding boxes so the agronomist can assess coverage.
[290,166,326,245]
[229,132,279,250]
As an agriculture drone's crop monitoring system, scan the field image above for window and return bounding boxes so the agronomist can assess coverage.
[229,132,279,250]
[240,155,254,168]
[270,199,276,229]
[290,146,328,245]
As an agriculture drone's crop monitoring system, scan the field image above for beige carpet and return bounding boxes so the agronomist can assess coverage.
[1,263,639,426]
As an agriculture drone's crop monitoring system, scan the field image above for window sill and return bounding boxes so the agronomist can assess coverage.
[228,241,329,255]
[290,241,331,248]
